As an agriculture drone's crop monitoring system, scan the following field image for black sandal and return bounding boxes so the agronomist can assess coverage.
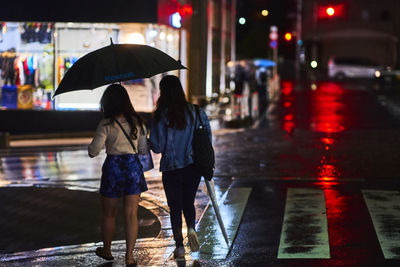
[95,247,114,261]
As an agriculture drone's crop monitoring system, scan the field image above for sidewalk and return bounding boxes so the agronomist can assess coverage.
[0,185,179,266]
[0,115,260,266]
[0,187,160,254]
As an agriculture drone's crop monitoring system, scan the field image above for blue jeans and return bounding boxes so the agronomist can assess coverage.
[162,164,201,247]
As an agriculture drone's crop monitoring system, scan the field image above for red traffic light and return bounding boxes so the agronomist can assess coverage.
[318,4,344,19]
[326,7,335,16]
[284,33,292,41]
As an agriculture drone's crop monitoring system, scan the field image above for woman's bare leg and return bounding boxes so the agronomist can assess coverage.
[123,194,141,264]
[101,196,119,257]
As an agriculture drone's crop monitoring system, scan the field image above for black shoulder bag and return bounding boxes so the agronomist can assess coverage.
[192,105,215,180]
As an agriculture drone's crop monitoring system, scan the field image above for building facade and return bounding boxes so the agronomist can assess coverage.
[301,0,400,77]
[0,0,236,135]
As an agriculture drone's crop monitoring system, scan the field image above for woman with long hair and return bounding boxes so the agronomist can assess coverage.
[150,75,212,259]
[88,83,147,266]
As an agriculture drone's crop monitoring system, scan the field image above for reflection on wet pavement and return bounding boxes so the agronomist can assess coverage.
[0,144,250,265]
[190,187,251,260]
[310,82,346,134]
[279,81,349,183]
[3,79,400,264]
[0,150,104,185]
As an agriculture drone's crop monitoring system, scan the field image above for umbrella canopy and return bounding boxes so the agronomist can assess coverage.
[54,43,186,97]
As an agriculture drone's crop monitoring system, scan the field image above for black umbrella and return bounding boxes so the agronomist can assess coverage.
[53,40,186,97]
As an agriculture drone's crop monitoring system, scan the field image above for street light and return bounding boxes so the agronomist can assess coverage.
[239,17,246,25]
[261,9,269,16]
[311,60,318,68]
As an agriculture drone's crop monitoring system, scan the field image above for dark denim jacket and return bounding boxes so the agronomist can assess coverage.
[149,104,212,172]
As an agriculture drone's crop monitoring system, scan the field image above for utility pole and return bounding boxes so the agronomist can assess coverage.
[295,0,302,80]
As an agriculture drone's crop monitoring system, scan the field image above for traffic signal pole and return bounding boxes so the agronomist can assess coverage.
[295,0,302,80]
[270,26,278,77]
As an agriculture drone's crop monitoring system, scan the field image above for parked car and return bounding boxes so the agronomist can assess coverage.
[327,57,383,80]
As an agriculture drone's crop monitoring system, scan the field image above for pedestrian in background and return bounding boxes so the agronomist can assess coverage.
[88,84,148,266]
[149,75,212,259]
[256,67,269,115]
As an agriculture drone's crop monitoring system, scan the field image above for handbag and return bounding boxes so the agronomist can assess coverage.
[192,105,215,180]
[115,119,154,172]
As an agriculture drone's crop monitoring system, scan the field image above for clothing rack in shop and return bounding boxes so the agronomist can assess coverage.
[1,51,17,58]
[19,50,51,54]
[56,50,92,54]
[1,50,50,56]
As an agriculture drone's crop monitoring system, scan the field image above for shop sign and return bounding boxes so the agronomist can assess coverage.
[171,12,182,28]
[17,85,33,109]
[1,85,17,109]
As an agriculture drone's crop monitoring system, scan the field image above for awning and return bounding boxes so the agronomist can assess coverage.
[0,0,158,23]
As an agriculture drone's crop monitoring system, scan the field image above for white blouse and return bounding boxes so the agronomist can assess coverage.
[88,116,147,157]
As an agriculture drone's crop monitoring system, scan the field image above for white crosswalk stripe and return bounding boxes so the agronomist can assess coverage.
[276,188,400,260]
[278,188,330,259]
[363,190,400,259]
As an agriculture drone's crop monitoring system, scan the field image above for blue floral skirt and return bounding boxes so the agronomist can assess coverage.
[100,154,148,198]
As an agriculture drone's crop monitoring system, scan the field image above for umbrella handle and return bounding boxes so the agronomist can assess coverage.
[205,179,230,248]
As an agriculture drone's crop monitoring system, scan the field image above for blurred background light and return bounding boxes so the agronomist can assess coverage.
[126,32,145,44]
[261,9,269,16]
[311,60,318,68]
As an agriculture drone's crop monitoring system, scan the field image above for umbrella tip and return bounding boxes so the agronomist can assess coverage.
[110,38,114,45]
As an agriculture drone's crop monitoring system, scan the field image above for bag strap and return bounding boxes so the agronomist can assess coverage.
[115,119,137,153]
[194,105,198,129]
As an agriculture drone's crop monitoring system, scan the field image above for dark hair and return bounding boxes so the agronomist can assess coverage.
[100,83,143,139]
[154,75,193,129]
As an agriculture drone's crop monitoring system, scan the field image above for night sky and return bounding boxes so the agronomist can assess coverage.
[236,0,297,60]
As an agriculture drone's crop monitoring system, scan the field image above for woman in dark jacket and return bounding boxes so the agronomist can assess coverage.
[150,75,212,259]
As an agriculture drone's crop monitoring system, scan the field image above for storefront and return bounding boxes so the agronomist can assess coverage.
[0,0,189,137]
[0,21,182,112]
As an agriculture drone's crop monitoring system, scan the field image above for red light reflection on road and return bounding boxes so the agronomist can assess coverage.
[281,81,295,134]
[311,83,346,183]
[281,81,293,96]
[284,114,294,121]
[311,82,346,133]
[321,137,334,145]
[318,164,339,181]
[324,189,345,241]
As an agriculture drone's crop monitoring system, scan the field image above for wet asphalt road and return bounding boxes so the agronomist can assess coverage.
[1,80,400,266]
[222,80,400,266]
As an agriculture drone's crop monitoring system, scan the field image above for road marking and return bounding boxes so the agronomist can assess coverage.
[230,176,365,182]
[188,187,252,260]
[278,188,330,259]
[362,190,400,259]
